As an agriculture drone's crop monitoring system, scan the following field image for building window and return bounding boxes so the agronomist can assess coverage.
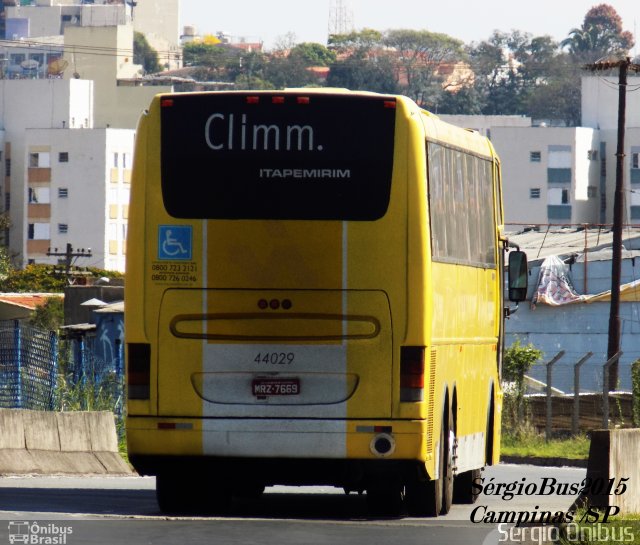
[29,187,50,204]
[59,152,69,163]
[530,151,541,162]
[5,159,10,177]
[58,224,68,234]
[113,153,119,168]
[28,223,50,240]
[58,188,69,198]
[29,152,50,168]
[588,150,598,160]
[530,188,541,199]
[562,188,569,204]
[587,186,597,198]
[631,149,640,184]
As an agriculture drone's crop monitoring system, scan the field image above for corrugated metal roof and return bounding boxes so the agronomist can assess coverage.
[0,293,62,310]
[506,227,640,263]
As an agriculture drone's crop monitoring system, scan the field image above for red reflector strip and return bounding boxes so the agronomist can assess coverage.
[161,99,174,107]
[383,100,396,109]
[158,423,193,430]
[158,423,175,430]
[297,96,310,104]
[272,96,285,104]
[246,96,260,104]
[356,426,393,433]
[374,426,393,433]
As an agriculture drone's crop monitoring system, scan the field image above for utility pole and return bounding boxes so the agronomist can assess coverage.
[47,243,92,283]
[586,56,640,388]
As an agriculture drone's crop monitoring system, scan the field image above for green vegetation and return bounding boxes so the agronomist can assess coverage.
[174,4,633,123]
[632,359,640,427]
[501,431,590,460]
[0,264,122,293]
[28,296,64,330]
[134,31,161,74]
[502,339,544,436]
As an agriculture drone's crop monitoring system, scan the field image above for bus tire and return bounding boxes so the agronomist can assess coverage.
[156,473,231,515]
[441,405,454,515]
[405,474,440,517]
[453,468,481,504]
[366,479,403,517]
[405,406,452,517]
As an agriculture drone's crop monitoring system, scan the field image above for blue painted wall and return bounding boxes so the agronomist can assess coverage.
[505,256,640,393]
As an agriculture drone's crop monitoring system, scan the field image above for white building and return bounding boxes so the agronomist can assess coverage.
[492,126,601,227]
[0,6,173,272]
[3,0,181,70]
[443,76,640,229]
[25,126,133,271]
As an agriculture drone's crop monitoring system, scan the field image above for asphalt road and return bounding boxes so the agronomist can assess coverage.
[0,464,587,545]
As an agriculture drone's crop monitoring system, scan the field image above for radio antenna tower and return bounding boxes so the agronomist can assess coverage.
[328,0,354,37]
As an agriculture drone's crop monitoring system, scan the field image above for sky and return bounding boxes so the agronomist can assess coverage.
[180,0,640,52]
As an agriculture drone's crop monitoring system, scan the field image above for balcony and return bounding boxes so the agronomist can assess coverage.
[547,168,571,184]
[28,168,51,183]
[547,205,572,220]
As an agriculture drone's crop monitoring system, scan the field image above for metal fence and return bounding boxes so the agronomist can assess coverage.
[522,350,632,438]
[0,320,123,415]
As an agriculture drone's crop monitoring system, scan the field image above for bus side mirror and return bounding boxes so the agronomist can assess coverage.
[508,250,528,302]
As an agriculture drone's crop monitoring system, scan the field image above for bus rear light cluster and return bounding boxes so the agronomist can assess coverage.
[127,343,151,400]
[244,95,311,105]
[400,346,425,402]
[257,298,293,310]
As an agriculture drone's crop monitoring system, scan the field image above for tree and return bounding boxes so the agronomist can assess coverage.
[327,29,398,92]
[503,340,543,430]
[327,54,400,93]
[328,28,384,57]
[289,42,336,67]
[182,42,241,81]
[0,265,122,293]
[133,32,161,74]
[467,31,524,115]
[29,296,64,331]
[561,4,634,62]
[384,29,465,105]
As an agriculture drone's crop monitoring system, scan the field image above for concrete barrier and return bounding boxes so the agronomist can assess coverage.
[583,429,640,514]
[0,409,132,475]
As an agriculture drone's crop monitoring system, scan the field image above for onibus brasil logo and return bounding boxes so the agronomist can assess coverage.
[8,522,72,544]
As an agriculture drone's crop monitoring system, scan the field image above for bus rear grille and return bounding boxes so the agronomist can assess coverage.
[426,349,437,453]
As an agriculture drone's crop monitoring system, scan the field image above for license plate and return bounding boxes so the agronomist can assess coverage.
[252,377,300,397]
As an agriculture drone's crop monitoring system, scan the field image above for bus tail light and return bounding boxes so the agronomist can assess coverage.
[128,343,150,400]
[400,346,425,402]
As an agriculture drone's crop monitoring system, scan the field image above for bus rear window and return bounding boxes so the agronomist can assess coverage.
[160,93,396,220]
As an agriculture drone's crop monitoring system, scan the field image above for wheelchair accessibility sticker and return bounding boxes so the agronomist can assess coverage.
[158,225,192,261]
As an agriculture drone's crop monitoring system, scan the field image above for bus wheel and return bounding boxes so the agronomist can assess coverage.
[234,483,266,500]
[405,407,453,517]
[453,468,481,504]
[156,473,231,515]
[441,407,454,515]
[366,479,403,517]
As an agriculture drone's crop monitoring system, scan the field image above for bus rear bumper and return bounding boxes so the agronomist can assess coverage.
[127,416,430,465]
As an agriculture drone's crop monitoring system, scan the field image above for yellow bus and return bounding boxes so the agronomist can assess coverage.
[125,89,527,516]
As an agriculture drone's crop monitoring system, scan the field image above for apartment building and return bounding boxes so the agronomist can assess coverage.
[0,2,174,271]
[491,126,601,227]
[443,76,640,228]
[25,126,133,271]
[1,0,180,70]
